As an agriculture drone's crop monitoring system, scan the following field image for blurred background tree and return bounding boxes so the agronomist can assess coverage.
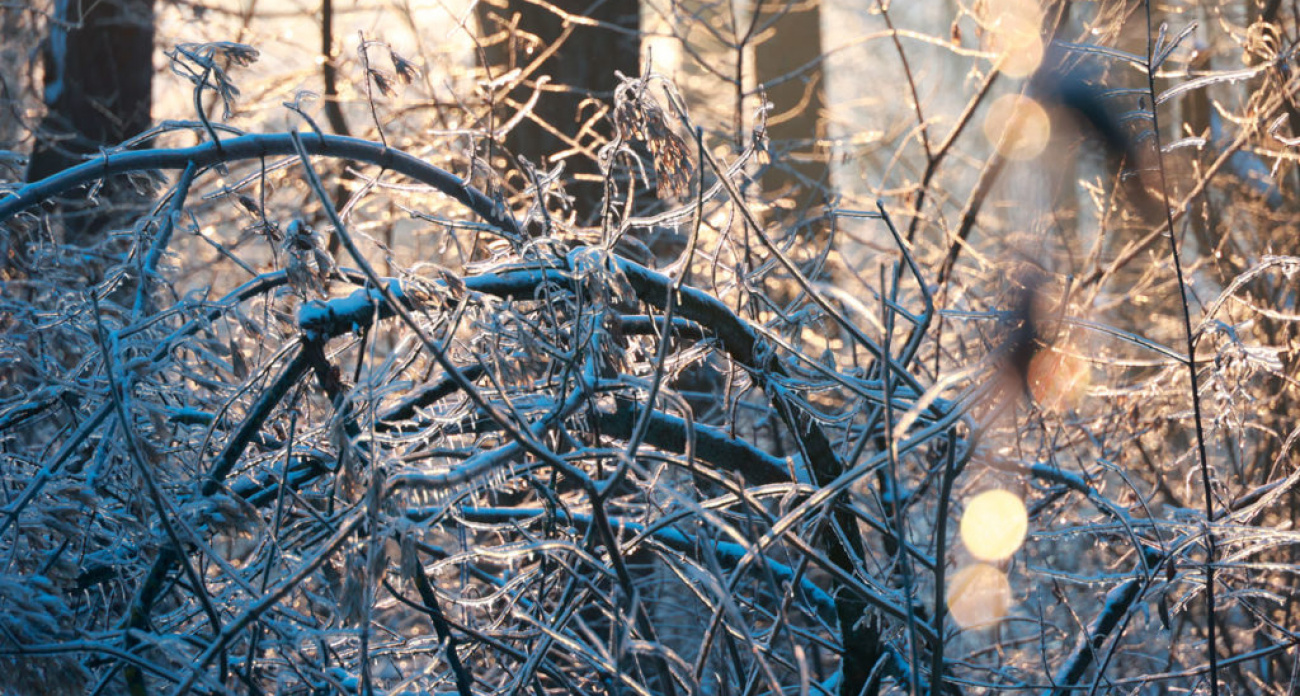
[475,0,641,223]
[26,0,153,243]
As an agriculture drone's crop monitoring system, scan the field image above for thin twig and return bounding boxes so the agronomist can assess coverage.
[1142,5,1220,695]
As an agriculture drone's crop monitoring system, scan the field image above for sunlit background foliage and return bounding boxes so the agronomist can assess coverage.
[1,1,1298,695]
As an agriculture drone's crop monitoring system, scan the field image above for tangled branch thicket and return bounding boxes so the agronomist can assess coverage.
[1,1,1300,694]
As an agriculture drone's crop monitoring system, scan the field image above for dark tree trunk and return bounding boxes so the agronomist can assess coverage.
[754,0,828,206]
[477,0,640,225]
[27,0,154,242]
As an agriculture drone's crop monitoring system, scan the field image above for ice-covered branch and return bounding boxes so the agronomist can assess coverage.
[0,132,521,237]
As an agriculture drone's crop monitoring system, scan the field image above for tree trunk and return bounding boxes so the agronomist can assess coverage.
[476,0,640,225]
[754,0,828,206]
[27,0,154,243]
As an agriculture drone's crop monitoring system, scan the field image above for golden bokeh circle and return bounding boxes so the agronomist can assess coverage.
[991,16,1044,77]
[946,563,1013,629]
[1029,345,1092,413]
[983,94,1051,161]
[960,489,1029,561]
[983,0,1046,78]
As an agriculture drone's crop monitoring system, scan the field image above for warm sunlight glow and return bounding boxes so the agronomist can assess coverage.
[1,1,1287,693]
[984,0,1045,77]
[960,489,1028,561]
[946,563,1012,629]
[983,94,1051,160]
[1028,345,1092,413]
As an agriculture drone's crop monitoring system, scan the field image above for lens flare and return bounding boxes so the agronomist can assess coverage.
[960,489,1028,561]
[946,563,1012,629]
[983,94,1051,160]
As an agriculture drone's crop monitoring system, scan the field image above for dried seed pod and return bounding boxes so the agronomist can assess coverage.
[614,80,693,198]
[389,49,420,84]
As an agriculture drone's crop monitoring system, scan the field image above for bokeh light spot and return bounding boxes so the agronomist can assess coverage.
[983,94,1051,160]
[960,489,1028,561]
[984,0,1046,77]
[946,563,1012,629]
[1028,345,1092,413]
